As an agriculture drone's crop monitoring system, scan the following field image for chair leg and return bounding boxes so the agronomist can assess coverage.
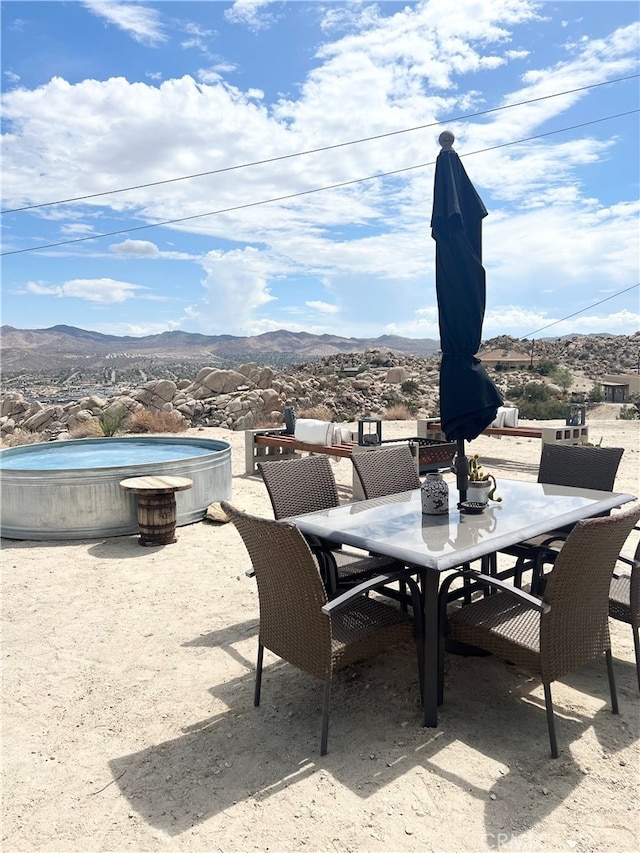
[633,626,640,692]
[254,644,264,707]
[320,679,331,756]
[543,682,559,759]
[399,579,408,613]
[605,649,619,714]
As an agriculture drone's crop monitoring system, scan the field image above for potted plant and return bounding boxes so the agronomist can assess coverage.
[467,455,502,503]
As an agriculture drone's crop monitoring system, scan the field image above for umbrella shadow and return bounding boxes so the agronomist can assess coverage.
[107,628,635,841]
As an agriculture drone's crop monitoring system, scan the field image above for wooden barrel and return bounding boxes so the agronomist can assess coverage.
[136,492,177,546]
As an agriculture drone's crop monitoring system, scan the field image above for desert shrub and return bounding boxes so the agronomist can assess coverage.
[505,382,525,398]
[298,404,335,421]
[1,430,45,447]
[549,365,573,393]
[100,405,127,437]
[618,395,640,420]
[68,418,104,439]
[380,404,414,420]
[535,359,558,376]
[519,381,553,403]
[253,412,284,428]
[517,398,566,420]
[126,409,189,433]
[400,379,420,396]
[587,382,604,403]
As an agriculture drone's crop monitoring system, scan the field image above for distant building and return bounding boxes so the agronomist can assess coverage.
[600,374,640,403]
[476,348,535,368]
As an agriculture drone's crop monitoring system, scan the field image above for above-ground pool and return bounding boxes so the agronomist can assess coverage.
[0,436,232,540]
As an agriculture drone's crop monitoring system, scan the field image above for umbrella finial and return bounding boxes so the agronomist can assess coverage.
[439,130,455,150]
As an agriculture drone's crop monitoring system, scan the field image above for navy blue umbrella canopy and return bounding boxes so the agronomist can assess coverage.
[431,131,502,443]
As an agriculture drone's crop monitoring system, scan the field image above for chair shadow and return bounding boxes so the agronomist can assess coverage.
[479,455,540,478]
[108,626,638,842]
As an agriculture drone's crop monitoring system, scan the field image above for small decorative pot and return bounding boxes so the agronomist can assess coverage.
[421,472,449,515]
[467,475,498,505]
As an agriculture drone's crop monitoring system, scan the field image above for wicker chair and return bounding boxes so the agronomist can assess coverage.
[439,506,640,758]
[351,444,421,500]
[221,502,423,755]
[500,443,624,591]
[258,454,401,596]
[609,531,640,690]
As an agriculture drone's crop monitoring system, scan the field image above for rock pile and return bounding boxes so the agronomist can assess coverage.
[0,351,441,443]
[2,333,638,444]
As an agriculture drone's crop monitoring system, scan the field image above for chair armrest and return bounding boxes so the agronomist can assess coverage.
[536,533,569,552]
[322,570,420,615]
[452,569,551,613]
[613,555,640,577]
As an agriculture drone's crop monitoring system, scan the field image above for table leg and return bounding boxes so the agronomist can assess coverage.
[422,569,439,727]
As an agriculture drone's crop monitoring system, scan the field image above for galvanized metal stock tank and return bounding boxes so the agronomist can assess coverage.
[0,436,232,540]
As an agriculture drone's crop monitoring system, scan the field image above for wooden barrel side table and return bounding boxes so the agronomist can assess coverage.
[119,475,193,546]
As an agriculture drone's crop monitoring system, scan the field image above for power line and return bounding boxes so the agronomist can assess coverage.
[2,108,637,258]
[2,72,638,215]
[520,283,640,339]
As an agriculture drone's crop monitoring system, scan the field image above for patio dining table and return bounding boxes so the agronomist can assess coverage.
[287,478,636,728]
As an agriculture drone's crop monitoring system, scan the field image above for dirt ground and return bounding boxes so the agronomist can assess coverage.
[2,413,639,852]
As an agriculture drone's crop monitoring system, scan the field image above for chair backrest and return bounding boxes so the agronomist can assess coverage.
[537,443,624,491]
[258,454,340,519]
[540,505,640,681]
[351,444,421,500]
[221,502,332,678]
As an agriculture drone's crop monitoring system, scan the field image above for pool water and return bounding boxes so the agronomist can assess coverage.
[1,440,215,471]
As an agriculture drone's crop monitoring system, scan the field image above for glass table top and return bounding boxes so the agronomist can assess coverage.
[288,479,636,572]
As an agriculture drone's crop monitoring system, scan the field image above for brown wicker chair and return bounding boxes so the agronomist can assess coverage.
[221,502,423,755]
[439,506,640,758]
[258,454,401,596]
[500,443,625,590]
[351,444,421,500]
[609,531,640,690]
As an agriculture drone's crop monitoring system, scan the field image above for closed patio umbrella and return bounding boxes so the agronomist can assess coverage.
[431,131,502,503]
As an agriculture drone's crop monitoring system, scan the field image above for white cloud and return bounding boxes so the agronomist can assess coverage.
[2,3,638,337]
[110,239,160,257]
[224,1,275,31]
[82,0,166,46]
[193,247,277,334]
[306,300,340,314]
[25,278,146,303]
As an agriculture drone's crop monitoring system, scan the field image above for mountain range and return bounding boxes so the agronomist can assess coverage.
[0,324,442,374]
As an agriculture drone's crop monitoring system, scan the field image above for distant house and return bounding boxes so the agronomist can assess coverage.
[476,349,534,368]
[600,374,640,403]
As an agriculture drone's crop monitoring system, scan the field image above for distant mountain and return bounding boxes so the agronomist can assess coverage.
[0,324,442,375]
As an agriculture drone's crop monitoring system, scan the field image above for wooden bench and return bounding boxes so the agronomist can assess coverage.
[417,419,589,445]
[245,428,456,488]
[245,428,356,475]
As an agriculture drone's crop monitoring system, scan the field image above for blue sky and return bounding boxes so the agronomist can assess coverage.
[1,0,638,341]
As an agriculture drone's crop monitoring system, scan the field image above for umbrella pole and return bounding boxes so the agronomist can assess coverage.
[455,439,469,505]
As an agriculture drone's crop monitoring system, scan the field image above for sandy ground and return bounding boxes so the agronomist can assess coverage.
[2,413,639,853]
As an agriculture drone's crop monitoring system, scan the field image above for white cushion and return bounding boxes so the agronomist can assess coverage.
[490,408,506,429]
[294,419,335,445]
[503,407,519,428]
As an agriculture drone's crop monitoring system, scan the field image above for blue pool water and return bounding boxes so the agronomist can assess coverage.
[1,440,216,471]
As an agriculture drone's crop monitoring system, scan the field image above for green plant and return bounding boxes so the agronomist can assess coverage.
[618,403,639,421]
[550,365,573,394]
[468,455,502,501]
[100,405,127,437]
[400,379,420,396]
[535,359,558,376]
[587,382,604,404]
